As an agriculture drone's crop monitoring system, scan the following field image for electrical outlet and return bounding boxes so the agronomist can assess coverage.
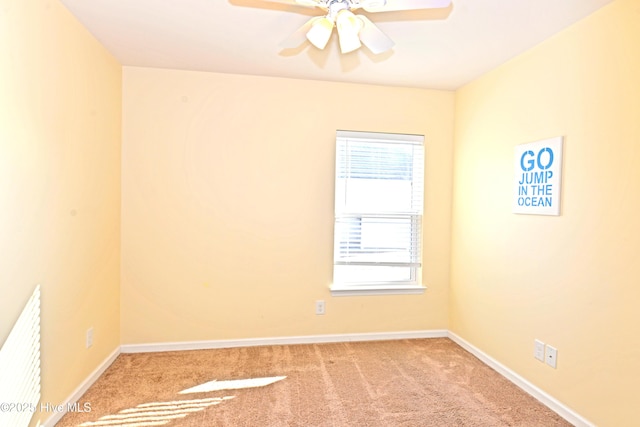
[534,339,545,362]
[86,327,94,348]
[315,300,325,315]
[545,345,557,368]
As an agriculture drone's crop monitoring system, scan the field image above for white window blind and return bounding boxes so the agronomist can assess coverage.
[333,131,424,288]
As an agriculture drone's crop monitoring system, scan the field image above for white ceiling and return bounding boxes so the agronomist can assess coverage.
[59,0,614,90]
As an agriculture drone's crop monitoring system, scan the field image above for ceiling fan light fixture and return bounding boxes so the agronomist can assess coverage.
[339,33,361,54]
[336,9,362,53]
[270,0,453,55]
[306,17,334,49]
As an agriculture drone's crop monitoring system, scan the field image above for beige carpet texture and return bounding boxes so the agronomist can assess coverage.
[56,338,572,426]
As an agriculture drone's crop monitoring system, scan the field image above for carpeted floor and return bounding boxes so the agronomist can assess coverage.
[56,338,572,426]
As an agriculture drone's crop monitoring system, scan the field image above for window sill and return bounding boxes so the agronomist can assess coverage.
[330,284,426,297]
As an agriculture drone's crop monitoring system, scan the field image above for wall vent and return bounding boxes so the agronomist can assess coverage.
[0,285,41,427]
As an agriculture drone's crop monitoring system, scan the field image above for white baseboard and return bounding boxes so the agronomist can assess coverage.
[120,330,449,353]
[41,347,120,427]
[447,332,595,427]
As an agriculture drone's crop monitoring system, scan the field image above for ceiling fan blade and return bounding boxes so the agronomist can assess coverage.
[260,0,325,8]
[357,15,394,54]
[279,17,319,48]
[362,0,451,13]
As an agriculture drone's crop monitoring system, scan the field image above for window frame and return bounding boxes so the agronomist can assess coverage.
[330,130,426,297]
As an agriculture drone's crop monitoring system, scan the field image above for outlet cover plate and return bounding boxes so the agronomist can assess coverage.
[534,339,545,362]
[545,345,557,368]
[86,327,94,348]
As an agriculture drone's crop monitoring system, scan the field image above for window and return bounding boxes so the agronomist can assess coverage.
[332,131,425,296]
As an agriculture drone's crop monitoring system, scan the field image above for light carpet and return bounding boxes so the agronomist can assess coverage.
[56,338,572,426]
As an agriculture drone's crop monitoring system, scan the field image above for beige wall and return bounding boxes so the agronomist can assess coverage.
[0,0,121,424]
[121,67,455,344]
[451,0,640,425]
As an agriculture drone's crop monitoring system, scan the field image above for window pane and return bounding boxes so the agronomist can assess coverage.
[334,215,420,264]
[346,179,413,213]
[336,139,424,215]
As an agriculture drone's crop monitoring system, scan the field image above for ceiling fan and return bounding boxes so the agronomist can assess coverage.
[261,0,452,54]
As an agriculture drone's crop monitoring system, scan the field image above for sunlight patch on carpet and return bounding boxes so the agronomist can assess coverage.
[77,397,233,427]
[178,375,287,394]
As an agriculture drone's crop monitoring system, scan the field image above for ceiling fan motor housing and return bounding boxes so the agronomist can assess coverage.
[327,0,350,21]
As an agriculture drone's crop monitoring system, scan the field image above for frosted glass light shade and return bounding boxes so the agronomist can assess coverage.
[306,17,334,49]
[336,10,362,53]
